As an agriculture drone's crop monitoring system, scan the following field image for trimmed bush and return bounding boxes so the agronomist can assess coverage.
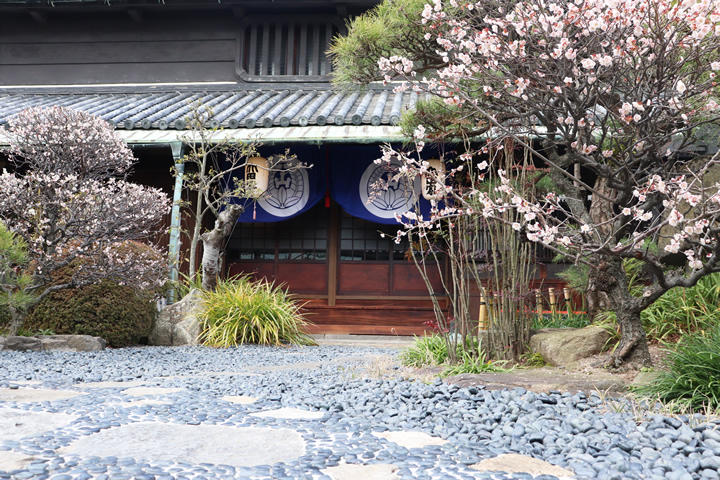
[634,328,720,411]
[24,279,156,347]
[200,276,314,347]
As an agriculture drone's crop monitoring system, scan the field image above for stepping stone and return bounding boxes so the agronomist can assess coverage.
[58,423,305,467]
[0,451,36,471]
[372,431,447,449]
[9,380,41,386]
[470,454,575,479]
[122,387,183,397]
[222,395,258,405]
[0,388,84,403]
[322,463,399,480]
[0,409,78,442]
[249,407,324,420]
[74,380,147,389]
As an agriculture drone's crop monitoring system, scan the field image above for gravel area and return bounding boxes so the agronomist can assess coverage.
[0,345,719,479]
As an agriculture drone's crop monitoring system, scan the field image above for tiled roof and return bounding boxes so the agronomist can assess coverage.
[0,88,419,130]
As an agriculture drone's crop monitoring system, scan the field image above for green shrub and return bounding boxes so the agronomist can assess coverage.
[641,273,720,342]
[199,276,314,347]
[400,334,452,367]
[598,273,720,343]
[0,220,35,335]
[400,334,505,374]
[24,279,156,347]
[634,327,720,411]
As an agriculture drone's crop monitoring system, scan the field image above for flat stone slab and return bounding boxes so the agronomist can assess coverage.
[322,463,399,480]
[58,422,305,467]
[122,387,183,397]
[0,451,37,472]
[373,431,447,449]
[0,388,84,403]
[222,395,258,405]
[470,454,575,478]
[0,409,78,442]
[249,407,324,420]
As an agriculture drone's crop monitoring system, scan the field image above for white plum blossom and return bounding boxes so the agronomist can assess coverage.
[0,107,170,297]
[369,0,720,366]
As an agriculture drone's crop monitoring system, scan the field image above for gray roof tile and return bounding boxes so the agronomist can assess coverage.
[0,88,417,130]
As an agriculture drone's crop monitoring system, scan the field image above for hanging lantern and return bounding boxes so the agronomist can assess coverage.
[245,156,269,198]
[421,159,445,200]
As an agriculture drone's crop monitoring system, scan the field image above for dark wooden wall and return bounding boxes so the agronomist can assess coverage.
[1,13,240,85]
[0,3,372,86]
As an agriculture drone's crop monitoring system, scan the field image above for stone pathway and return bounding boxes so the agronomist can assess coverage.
[0,345,718,479]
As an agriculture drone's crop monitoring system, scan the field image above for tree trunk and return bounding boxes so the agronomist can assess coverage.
[200,205,243,291]
[594,258,652,368]
[6,303,22,336]
[586,276,610,321]
[612,308,651,368]
[586,176,615,322]
[189,194,204,280]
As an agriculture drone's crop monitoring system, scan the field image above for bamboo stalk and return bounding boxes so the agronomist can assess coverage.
[549,287,557,315]
[478,289,488,331]
[563,287,572,314]
[536,289,543,315]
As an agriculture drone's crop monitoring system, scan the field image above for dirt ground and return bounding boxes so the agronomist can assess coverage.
[364,345,668,395]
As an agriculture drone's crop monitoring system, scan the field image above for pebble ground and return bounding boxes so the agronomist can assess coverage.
[0,345,719,480]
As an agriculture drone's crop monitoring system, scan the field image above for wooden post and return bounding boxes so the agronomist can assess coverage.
[327,202,339,306]
[535,289,543,315]
[548,287,557,315]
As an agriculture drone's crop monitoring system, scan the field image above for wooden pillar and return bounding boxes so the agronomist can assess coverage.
[327,202,339,306]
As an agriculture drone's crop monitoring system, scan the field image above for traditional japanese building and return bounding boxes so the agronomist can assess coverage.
[0,0,565,335]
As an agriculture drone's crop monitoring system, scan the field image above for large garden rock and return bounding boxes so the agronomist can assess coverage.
[1,335,105,352]
[41,335,106,351]
[2,336,42,351]
[529,326,610,367]
[149,289,204,346]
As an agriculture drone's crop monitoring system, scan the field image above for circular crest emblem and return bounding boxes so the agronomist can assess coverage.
[359,159,419,219]
[258,162,310,217]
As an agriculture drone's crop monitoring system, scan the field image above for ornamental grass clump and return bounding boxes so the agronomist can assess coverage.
[401,334,504,375]
[400,334,452,367]
[635,328,720,412]
[200,276,314,347]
